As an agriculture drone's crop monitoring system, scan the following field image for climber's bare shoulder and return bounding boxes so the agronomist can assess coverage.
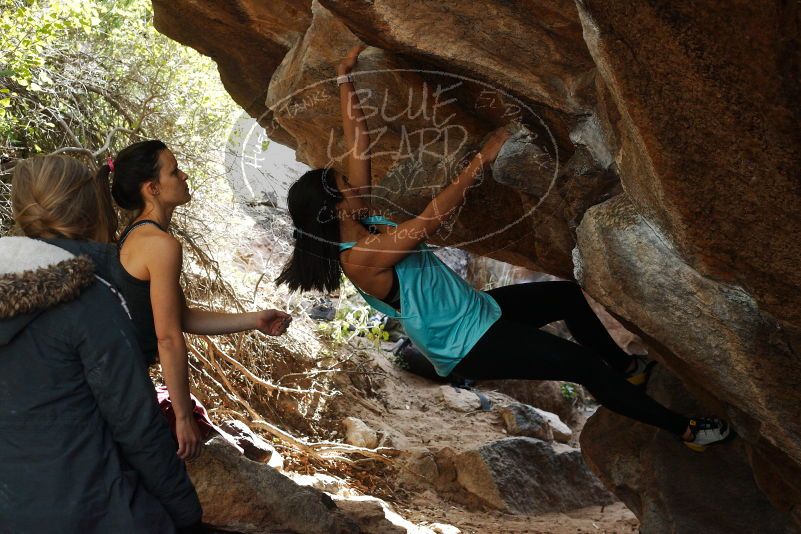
[340,257,395,301]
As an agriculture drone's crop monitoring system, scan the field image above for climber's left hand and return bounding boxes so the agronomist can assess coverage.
[338,44,366,76]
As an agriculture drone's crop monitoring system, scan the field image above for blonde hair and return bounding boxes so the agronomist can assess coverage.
[11,155,117,243]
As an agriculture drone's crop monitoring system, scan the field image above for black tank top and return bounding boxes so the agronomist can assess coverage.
[116,220,166,365]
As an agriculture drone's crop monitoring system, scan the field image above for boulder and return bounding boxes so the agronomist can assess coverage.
[319,0,597,115]
[153,0,622,278]
[580,365,797,534]
[575,193,801,523]
[188,437,359,534]
[151,0,311,118]
[575,1,801,328]
[453,437,613,514]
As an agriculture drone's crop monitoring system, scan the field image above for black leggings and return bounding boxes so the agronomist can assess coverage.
[452,281,689,436]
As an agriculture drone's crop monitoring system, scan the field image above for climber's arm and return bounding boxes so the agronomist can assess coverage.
[347,128,510,269]
[338,45,372,208]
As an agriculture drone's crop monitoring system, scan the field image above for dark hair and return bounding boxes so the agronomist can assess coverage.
[276,168,344,293]
[110,139,168,211]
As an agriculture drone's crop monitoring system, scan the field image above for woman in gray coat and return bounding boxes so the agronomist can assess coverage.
[0,155,202,533]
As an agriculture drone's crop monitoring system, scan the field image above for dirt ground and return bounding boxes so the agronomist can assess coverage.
[207,204,641,533]
[323,342,639,533]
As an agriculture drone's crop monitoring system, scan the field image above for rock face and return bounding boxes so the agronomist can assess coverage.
[153,0,621,277]
[575,194,801,529]
[153,0,801,530]
[581,365,797,534]
[575,1,801,329]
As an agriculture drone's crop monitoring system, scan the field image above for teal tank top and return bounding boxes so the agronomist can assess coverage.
[339,216,501,377]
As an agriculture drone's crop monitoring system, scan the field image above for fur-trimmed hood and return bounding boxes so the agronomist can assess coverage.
[0,236,95,345]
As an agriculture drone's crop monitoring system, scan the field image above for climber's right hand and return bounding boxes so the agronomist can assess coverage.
[338,44,367,76]
[477,127,512,166]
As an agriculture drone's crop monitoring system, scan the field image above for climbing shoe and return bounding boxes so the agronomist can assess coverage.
[683,417,733,452]
[625,355,656,386]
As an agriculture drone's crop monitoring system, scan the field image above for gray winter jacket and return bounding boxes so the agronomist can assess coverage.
[0,237,201,533]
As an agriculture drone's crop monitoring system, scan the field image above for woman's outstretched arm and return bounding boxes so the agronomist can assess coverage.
[346,127,511,270]
[338,45,372,212]
[181,303,291,337]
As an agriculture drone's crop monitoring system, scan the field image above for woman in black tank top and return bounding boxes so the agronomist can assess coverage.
[104,141,293,461]
[114,220,164,364]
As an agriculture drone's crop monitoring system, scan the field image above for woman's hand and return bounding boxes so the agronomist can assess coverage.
[255,309,292,336]
[338,44,366,76]
[175,415,203,461]
[477,127,512,166]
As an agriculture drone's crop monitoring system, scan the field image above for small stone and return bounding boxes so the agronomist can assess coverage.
[438,385,482,412]
[499,403,554,442]
[530,406,572,443]
[217,419,283,468]
[343,417,379,449]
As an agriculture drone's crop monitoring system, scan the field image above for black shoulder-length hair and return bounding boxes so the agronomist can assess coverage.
[276,168,344,293]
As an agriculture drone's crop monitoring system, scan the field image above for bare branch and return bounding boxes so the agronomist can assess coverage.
[84,84,138,129]
[48,146,94,158]
[44,127,143,163]
[45,108,83,148]
[93,126,139,156]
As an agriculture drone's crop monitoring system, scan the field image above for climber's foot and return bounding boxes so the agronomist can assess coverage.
[625,355,656,386]
[682,417,733,452]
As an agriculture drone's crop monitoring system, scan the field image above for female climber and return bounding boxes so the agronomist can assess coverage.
[277,45,732,451]
[104,140,293,460]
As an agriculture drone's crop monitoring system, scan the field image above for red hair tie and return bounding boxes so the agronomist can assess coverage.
[107,157,115,172]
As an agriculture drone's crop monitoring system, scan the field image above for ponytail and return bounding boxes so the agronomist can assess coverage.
[11,155,117,243]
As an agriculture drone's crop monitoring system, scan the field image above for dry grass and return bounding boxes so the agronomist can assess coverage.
[161,178,400,483]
